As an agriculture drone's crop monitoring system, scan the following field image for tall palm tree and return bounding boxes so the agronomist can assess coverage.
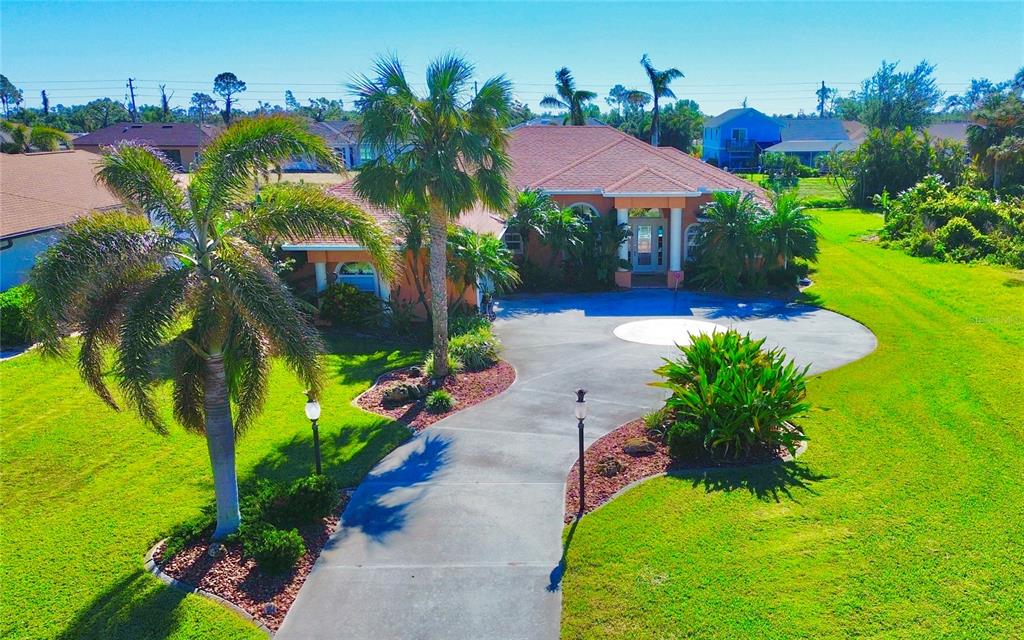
[0,120,72,153]
[447,226,521,309]
[352,54,513,379]
[640,54,684,147]
[29,116,394,540]
[507,189,556,261]
[760,191,819,270]
[540,68,597,126]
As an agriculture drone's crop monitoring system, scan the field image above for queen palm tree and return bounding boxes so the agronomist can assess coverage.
[507,189,556,261]
[0,120,72,153]
[540,68,597,126]
[760,191,819,270]
[29,116,394,540]
[351,54,513,379]
[447,226,521,310]
[640,54,684,147]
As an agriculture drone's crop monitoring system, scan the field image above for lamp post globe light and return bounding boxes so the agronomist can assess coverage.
[575,389,587,517]
[305,394,322,475]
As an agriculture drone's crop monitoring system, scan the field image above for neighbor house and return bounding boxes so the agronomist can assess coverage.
[282,124,765,306]
[763,117,859,166]
[71,122,220,171]
[0,151,122,290]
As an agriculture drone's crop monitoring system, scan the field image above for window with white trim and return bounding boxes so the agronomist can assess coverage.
[503,232,523,255]
[334,261,378,293]
[568,202,599,224]
[684,224,702,262]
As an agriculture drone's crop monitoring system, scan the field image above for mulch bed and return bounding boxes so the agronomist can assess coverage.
[155,492,351,632]
[564,419,793,522]
[355,361,516,432]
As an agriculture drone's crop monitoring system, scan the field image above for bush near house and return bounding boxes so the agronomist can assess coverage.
[0,284,34,349]
[879,175,1024,267]
[649,330,810,460]
[320,282,382,329]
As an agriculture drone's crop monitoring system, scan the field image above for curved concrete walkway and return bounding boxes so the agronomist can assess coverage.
[277,290,876,640]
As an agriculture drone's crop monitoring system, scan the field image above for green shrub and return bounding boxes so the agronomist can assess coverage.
[642,408,670,441]
[934,217,992,262]
[242,525,306,575]
[449,313,490,337]
[320,282,381,328]
[449,331,500,371]
[667,420,705,460]
[0,284,34,348]
[652,330,809,459]
[269,474,338,527]
[425,389,455,413]
[423,352,463,378]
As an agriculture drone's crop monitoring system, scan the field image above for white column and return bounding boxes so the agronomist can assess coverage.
[616,207,629,264]
[314,261,328,293]
[669,207,683,272]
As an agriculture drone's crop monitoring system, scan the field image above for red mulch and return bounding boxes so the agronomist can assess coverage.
[155,492,351,631]
[564,419,794,522]
[355,361,516,432]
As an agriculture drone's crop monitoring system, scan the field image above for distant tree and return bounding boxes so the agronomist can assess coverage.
[0,75,23,117]
[77,98,130,131]
[843,60,943,130]
[816,81,836,117]
[189,92,217,124]
[284,90,301,111]
[540,67,597,125]
[41,90,50,116]
[640,54,684,146]
[213,72,247,124]
[0,120,73,153]
[968,91,1024,191]
[508,99,534,127]
[159,84,174,119]
[304,97,344,122]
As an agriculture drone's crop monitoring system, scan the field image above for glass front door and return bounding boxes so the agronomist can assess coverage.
[630,218,667,273]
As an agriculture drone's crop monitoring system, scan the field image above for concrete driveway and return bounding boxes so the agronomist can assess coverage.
[276,290,876,640]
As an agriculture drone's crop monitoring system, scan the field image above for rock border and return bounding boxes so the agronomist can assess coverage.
[145,539,274,638]
[566,421,808,522]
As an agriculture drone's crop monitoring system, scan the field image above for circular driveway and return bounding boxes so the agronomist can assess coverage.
[278,289,876,640]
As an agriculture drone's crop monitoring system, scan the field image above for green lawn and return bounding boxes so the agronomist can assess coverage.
[0,334,422,640]
[561,209,1024,639]
[738,173,844,203]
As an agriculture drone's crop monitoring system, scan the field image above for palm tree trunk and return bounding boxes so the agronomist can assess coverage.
[427,199,450,379]
[203,354,241,540]
[651,96,660,147]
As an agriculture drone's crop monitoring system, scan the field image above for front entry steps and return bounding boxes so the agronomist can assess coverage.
[631,274,668,289]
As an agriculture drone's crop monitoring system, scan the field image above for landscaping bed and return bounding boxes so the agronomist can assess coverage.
[154,492,351,632]
[564,419,797,522]
[355,361,516,431]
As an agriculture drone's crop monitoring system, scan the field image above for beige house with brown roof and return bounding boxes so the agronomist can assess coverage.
[0,150,121,290]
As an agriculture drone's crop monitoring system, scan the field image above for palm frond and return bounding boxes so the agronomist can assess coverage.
[77,276,140,409]
[169,327,207,433]
[223,314,272,434]
[29,126,72,152]
[239,182,398,282]
[95,142,189,228]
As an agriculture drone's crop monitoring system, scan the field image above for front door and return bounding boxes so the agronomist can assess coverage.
[630,217,667,273]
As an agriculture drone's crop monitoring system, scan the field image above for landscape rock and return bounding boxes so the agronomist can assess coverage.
[622,437,658,456]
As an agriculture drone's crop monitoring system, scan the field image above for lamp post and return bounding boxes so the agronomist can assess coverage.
[574,388,588,517]
[305,394,322,475]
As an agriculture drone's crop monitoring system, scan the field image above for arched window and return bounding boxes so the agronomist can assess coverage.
[568,202,599,223]
[334,261,378,293]
[684,224,702,262]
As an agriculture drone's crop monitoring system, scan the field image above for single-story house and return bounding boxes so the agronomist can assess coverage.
[764,117,859,166]
[282,124,765,305]
[0,150,122,290]
[71,122,220,171]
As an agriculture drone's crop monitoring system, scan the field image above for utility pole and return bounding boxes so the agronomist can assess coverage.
[127,77,138,122]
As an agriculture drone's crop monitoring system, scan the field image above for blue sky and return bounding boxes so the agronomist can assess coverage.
[2,1,1022,116]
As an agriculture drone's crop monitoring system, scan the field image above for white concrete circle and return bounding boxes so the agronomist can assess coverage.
[613,318,728,346]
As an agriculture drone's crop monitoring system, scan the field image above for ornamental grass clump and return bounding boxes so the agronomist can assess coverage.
[651,330,810,459]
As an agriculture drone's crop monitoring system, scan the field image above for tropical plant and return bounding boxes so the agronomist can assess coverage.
[448,328,500,371]
[540,67,597,126]
[640,54,684,147]
[446,226,521,310]
[28,116,394,539]
[540,207,587,270]
[0,120,72,153]
[968,92,1024,191]
[690,191,766,292]
[651,330,810,459]
[0,284,34,348]
[392,198,431,318]
[425,389,455,413]
[423,352,463,379]
[319,282,382,329]
[507,189,557,260]
[352,54,513,379]
[242,525,306,575]
[760,191,819,270]
[566,211,630,289]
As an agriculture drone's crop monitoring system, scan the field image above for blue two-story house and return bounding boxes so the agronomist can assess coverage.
[701,108,782,170]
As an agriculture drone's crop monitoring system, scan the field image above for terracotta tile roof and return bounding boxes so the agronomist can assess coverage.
[0,151,122,239]
[72,122,220,148]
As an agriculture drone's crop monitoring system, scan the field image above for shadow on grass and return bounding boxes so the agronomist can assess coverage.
[55,570,190,640]
[668,460,827,503]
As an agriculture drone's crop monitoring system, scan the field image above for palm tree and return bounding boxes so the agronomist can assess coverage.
[29,116,394,540]
[352,54,513,379]
[640,54,684,147]
[541,207,587,270]
[447,226,521,310]
[392,198,431,318]
[540,68,597,126]
[507,189,556,261]
[1,120,72,153]
[760,191,819,270]
[691,190,765,292]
